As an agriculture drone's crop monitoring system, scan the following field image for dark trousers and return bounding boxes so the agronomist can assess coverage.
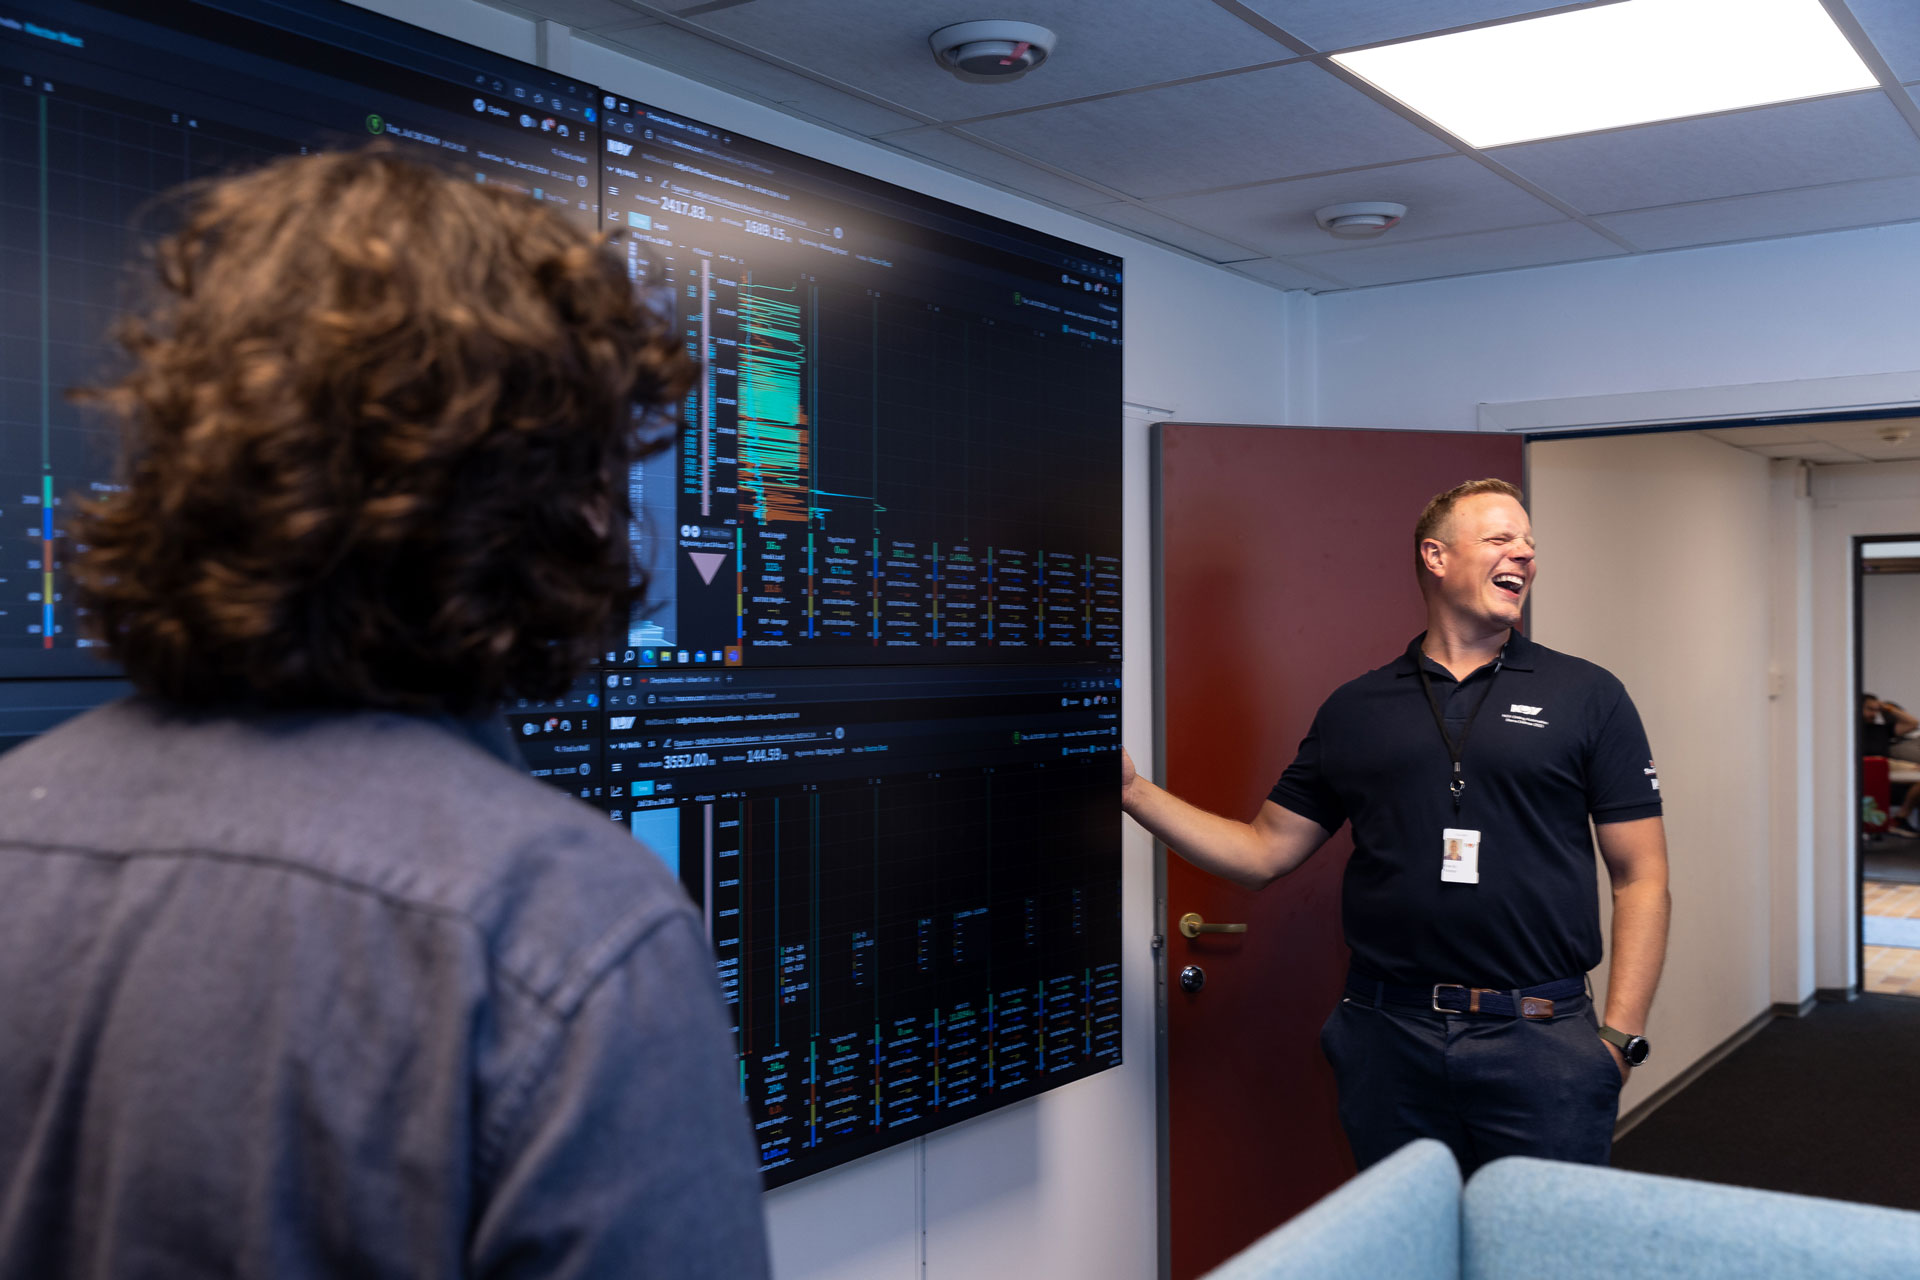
[1320,989,1623,1178]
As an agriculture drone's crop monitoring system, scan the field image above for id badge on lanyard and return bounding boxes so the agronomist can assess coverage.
[1413,637,1503,887]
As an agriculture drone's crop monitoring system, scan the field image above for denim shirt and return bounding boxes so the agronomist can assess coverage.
[0,697,769,1279]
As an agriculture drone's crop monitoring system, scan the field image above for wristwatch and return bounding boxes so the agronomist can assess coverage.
[1597,1025,1651,1066]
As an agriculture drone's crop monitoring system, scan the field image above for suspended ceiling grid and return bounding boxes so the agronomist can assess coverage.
[485,0,1920,293]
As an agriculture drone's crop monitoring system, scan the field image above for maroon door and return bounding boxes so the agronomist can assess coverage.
[1156,423,1523,1279]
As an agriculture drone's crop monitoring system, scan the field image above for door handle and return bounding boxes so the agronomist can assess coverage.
[1178,912,1247,939]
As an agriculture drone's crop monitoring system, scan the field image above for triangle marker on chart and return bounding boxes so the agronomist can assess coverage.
[688,550,728,586]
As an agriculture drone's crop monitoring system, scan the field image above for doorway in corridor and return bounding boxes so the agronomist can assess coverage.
[1858,534,1920,997]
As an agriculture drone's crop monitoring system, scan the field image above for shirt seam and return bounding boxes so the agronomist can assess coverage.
[0,838,558,1013]
[474,907,690,1178]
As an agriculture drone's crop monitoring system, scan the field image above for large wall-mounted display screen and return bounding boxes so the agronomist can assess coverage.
[0,0,1122,1189]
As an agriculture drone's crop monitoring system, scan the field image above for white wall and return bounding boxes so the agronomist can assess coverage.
[1527,432,1775,1112]
[1864,573,1920,712]
[1769,462,1817,1008]
[1311,224,1920,432]
[348,4,1291,1277]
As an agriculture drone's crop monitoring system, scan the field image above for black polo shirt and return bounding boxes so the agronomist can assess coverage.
[1269,629,1661,989]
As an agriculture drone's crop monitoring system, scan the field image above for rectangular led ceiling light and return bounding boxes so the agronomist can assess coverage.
[1331,0,1879,149]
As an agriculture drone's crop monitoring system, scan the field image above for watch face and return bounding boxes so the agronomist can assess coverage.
[1624,1036,1651,1066]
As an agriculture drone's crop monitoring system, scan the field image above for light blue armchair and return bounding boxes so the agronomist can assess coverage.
[1205,1139,1920,1280]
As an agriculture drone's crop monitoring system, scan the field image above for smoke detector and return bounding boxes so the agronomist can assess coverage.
[1315,201,1407,240]
[930,21,1056,82]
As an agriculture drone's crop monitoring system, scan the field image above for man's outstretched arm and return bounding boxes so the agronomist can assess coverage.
[1120,747,1332,890]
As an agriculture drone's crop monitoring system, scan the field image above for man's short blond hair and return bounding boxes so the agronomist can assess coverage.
[1413,479,1525,578]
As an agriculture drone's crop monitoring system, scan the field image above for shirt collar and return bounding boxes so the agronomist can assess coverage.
[1395,628,1537,678]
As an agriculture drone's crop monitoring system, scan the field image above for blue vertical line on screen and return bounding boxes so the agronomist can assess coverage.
[986,549,995,641]
[987,991,996,1090]
[1036,551,1045,644]
[772,795,779,1049]
[42,476,54,642]
[1084,555,1092,643]
[811,791,820,1039]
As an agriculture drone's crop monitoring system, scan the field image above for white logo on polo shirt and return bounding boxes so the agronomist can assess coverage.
[1501,703,1548,728]
[1511,704,1542,716]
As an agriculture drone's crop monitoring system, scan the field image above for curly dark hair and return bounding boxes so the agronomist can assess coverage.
[72,148,692,713]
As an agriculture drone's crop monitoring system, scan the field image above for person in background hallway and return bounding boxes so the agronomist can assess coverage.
[1864,694,1920,837]
[0,149,770,1279]
[1121,479,1670,1177]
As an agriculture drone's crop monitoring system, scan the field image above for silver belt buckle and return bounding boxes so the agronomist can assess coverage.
[1431,983,1466,1013]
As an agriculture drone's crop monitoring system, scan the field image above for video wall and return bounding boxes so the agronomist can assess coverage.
[0,0,1122,1185]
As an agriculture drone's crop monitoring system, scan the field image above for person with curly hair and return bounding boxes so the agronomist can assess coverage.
[0,149,770,1278]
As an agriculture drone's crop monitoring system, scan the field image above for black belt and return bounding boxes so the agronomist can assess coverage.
[1345,974,1586,1020]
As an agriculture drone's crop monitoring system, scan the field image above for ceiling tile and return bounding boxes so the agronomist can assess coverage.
[1749,441,1863,460]
[1286,219,1624,287]
[881,130,1124,208]
[663,0,1300,121]
[1816,417,1920,447]
[1140,154,1563,257]
[1843,0,1920,84]
[1231,0,1604,52]
[1596,173,1920,251]
[1490,92,1920,214]
[594,22,927,134]
[963,63,1451,200]
[1079,202,1266,261]
[1700,425,1827,446]
[1225,257,1349,290]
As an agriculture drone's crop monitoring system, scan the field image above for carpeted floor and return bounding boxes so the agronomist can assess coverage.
[1611,994,1920,1211]
[1863,840,1920,885]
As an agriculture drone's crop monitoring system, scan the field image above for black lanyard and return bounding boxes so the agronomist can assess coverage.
[1410,637,1504,815]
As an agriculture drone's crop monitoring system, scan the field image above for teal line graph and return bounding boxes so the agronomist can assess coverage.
[734,277,891,528]
[737,282,809,522]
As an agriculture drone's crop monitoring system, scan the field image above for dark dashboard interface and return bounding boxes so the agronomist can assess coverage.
[603,99,1121,670]
[0,0,1124,1190]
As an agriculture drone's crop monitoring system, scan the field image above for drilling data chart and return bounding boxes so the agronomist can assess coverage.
[604,101,1122,670]
[593,662,1124,1185]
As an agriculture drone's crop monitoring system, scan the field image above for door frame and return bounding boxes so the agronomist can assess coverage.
[1854,531,1920,991]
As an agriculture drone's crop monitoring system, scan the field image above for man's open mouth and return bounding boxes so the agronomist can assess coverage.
[1493,573,1525,597]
